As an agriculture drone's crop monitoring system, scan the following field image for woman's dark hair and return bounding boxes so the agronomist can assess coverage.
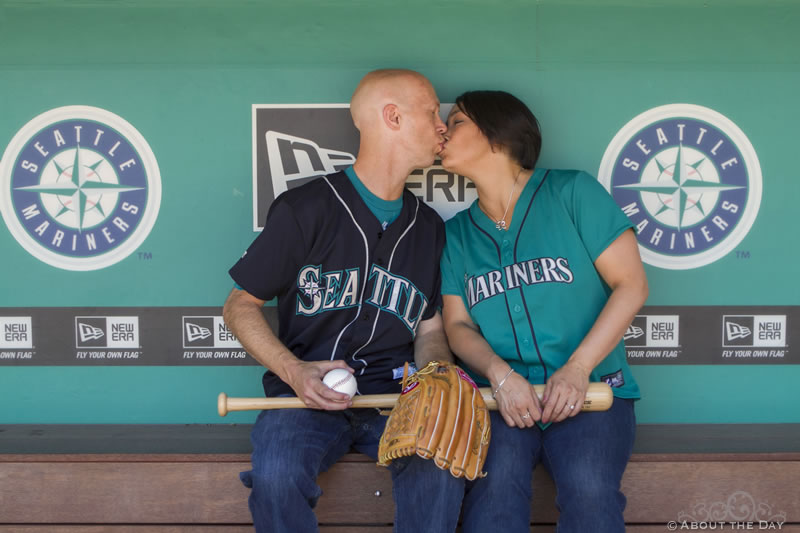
[454,90,542,170]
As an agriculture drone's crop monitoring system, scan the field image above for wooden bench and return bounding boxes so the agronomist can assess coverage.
[1,424,798,532]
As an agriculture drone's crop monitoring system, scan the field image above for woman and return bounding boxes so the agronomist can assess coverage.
[439,91,648,533]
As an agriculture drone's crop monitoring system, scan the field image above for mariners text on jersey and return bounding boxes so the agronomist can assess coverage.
[465,257,574,309]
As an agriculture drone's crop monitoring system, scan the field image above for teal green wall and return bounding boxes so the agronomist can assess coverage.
[1,0,798,423]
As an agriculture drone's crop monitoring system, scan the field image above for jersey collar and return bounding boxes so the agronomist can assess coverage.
[468,168,548,239]
[329,171,418,239]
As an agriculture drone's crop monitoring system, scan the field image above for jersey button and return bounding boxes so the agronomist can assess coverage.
[362,313,371,321]
[522,339,530,347]
[513,304,522,313]
[502,240,510,247]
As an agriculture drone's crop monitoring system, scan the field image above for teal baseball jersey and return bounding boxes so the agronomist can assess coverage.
[441,168,641,400]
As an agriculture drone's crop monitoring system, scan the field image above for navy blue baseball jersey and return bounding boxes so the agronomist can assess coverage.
[230,169,445,397]
[441,169,640,400]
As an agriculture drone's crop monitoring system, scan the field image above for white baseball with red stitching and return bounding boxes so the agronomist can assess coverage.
[322,368,357,399]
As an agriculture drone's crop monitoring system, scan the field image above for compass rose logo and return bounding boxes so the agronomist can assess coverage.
[599,104,761,270]
[299,277,324,299]
[0,106,161,271]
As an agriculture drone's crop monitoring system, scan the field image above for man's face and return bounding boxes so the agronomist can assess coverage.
[399,81,447,168]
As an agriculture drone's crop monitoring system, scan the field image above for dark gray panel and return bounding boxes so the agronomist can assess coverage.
[0,305,794,365]
[0,307,276,366]
[624,306,794,365]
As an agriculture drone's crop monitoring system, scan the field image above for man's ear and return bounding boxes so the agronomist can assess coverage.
[383,104,401,130]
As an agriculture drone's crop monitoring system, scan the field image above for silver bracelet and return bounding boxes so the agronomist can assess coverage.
[491,368,515,399]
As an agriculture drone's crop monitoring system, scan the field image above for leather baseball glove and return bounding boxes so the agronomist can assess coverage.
[377,360,491,480]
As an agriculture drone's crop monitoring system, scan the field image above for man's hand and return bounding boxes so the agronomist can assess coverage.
[223,288,354,410]
[284,359,355,410]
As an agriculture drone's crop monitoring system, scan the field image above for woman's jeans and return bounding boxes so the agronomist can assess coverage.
[240,406,465,533]
[462,398,636,533]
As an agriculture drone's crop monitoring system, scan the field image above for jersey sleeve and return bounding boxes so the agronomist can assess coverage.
[228,196,308,301]
[440,221,464,298]
[423,271,443,319]
[421,213,446,319]
[570,171,634,262]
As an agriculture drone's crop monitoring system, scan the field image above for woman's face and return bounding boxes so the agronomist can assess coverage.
[440,106,493,175]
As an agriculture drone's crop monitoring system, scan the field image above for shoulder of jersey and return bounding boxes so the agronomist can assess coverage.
[544,168,595,185]
[539,168,597,196]
[444,205,470,229]
[441,206,476,249]
[407,189,445,228]
[276,171,348,211]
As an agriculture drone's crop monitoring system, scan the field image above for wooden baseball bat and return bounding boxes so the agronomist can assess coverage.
[218,382,613,416]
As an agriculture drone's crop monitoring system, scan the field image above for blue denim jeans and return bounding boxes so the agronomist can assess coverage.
[240,406,464,533]
[461,398,636,533]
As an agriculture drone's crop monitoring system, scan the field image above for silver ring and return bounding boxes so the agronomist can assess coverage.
[521,412,531,419]
[568,404,575,410]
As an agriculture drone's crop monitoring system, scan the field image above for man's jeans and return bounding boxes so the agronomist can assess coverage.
[240,406,465,533]
[461,398,636,533]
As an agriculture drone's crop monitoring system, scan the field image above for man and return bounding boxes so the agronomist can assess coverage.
[223,69,463,533]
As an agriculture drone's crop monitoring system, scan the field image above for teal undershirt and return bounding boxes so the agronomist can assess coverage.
[234,167,403,292]
[344,166,402,230]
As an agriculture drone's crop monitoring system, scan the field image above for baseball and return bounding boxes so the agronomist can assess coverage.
[322,368,357,399]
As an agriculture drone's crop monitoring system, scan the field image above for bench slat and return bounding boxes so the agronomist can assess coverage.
[0,521,800,533]
[2,459,798,525]
[623,461,800,522]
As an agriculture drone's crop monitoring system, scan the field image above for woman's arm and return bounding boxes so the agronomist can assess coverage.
[442,294,542,427]
[541,229,648,423]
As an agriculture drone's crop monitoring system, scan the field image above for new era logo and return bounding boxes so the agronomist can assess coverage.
[78,323,105,342]
[266,130,355,199]
[253,106,357,230]
[723,315,786,347]
[624,315,679,347]
[0,317,33,349]
[182,317,242,349]
[75,317,139,348]
[185,322,212,342]
[725,321,752,341]
[624,324,644,340]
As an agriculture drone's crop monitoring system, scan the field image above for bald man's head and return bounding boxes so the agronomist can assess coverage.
[350,69,434,131]
[350,69,446,170]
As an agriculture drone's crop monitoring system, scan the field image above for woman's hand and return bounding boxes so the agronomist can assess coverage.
[492,366,542,428]
[541,360,590,423]
[443,295,543,428]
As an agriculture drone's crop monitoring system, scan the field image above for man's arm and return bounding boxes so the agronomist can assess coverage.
[412,310,453,368]
[222,287,353,410]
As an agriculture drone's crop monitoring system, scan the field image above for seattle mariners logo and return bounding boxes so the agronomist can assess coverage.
[599,104,761,270]
[0,106,161,271]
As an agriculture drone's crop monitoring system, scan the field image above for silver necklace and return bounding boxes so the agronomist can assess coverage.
[492,169,521,231]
